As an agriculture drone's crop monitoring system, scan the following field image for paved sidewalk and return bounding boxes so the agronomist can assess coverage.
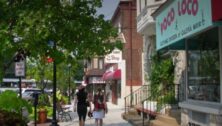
[58,102,132,126]
[28,102,132,126]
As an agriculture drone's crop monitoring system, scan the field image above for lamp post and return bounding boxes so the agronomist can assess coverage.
[48,41,58,126]
[68,64,71,104]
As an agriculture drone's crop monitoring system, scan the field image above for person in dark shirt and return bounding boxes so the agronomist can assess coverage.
[76,85,91,126]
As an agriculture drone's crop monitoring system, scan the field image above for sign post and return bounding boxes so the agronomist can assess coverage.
[15,61,25,98]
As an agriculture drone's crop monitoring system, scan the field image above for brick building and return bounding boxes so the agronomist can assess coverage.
[103,0,143,106]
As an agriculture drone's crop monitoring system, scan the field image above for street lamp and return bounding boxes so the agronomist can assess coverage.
[68,63,71,104]
[48,41,58,126]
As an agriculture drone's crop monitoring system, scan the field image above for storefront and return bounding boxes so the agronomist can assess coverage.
[103,68,121,104]
[86,76,106,96]
[103,49,122,105]
[153,0,222,125]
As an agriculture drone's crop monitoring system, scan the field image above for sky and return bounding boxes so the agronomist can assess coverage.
[96,0,120,20]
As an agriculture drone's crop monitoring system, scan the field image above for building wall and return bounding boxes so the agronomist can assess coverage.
[119,0,142,87]
[112,0,143,87]
[136,0,165,86]
[109,0,143,106]
[181,108,222,126]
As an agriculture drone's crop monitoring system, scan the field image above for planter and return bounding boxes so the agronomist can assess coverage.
[38,109,47,123]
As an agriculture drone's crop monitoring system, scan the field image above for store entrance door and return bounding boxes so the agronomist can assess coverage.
[112,81,118,105]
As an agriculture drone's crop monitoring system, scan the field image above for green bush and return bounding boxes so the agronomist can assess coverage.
[0,90,32,125]
[0,90,32,114]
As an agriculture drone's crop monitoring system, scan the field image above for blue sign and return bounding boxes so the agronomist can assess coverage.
[156,0,213,50]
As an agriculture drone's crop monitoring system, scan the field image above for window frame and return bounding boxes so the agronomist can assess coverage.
[185,27,221,104]
[98,57,104,69]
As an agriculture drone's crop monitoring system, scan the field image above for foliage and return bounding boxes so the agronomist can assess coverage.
[29,106,53,120]
[0,90,32,125]
[38,93,51,109]
[149,53,175,101]
[45,106,53,117]
[56,90,68,104]
[26,57,79,92]
[26,57,53,90]
[0,90,32,114]
[0,0,122,81]
[0,109,27,126]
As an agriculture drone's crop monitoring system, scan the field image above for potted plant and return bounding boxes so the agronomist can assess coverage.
[37,93,50,123]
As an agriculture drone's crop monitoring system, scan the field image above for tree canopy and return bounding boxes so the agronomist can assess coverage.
[0,0,122,80]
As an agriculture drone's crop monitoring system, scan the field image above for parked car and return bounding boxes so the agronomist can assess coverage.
[22,88,41,94]
[21,88,41,102]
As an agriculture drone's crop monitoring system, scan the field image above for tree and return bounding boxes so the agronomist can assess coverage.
[26,57,53,90]
[0,0,122,80]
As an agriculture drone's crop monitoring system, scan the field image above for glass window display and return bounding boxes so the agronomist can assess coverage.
[187,27,220,102]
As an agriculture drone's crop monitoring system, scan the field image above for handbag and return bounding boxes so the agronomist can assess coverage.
[88,111,93,118]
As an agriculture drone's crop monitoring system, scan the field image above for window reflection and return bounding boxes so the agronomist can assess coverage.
[187,28,220,102]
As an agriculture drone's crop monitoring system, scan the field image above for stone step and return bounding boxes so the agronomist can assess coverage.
[122,113,141,121]
[129,118,149,126]
[156,115,179,126]
[150,119,179,126]
[169,109,181,123]
[128,108,138,115]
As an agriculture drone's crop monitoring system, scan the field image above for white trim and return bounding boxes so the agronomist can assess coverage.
[179,101,222,115]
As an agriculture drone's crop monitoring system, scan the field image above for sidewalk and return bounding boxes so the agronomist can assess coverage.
[29,102,132,126]
[58,102,132,126]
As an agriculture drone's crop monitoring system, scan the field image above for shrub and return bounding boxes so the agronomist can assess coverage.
[0,90,32,125]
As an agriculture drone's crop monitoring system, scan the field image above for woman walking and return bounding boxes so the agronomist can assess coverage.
[76,84,91,126]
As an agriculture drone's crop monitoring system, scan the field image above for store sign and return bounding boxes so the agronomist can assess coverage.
[156,0,213,50]
[88,77,105,84]
[105,49,122,63]
[15,61,25,77]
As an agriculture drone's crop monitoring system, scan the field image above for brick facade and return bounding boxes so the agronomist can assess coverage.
[112,0,143,86]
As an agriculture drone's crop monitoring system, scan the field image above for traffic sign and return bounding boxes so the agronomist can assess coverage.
[15,61,25,77]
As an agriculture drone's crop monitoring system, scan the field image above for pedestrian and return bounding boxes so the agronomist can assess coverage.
[92,88,108,126]
[76,84,91,126]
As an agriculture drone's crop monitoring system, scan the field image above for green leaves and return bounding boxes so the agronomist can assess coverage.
[0,0,122,81]
[0,0,121,64]
[149,53,175,99]
[0,90,32,114]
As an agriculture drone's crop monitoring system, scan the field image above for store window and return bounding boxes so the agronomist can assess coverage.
[98,58,104,69]
[187,27,220,102]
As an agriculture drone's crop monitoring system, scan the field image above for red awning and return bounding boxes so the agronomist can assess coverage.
[102,69,121,81]
[212,0,222,21]
[112,69,121,80]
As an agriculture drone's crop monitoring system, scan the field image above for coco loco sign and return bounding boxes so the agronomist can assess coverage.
[156,0,213,50]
